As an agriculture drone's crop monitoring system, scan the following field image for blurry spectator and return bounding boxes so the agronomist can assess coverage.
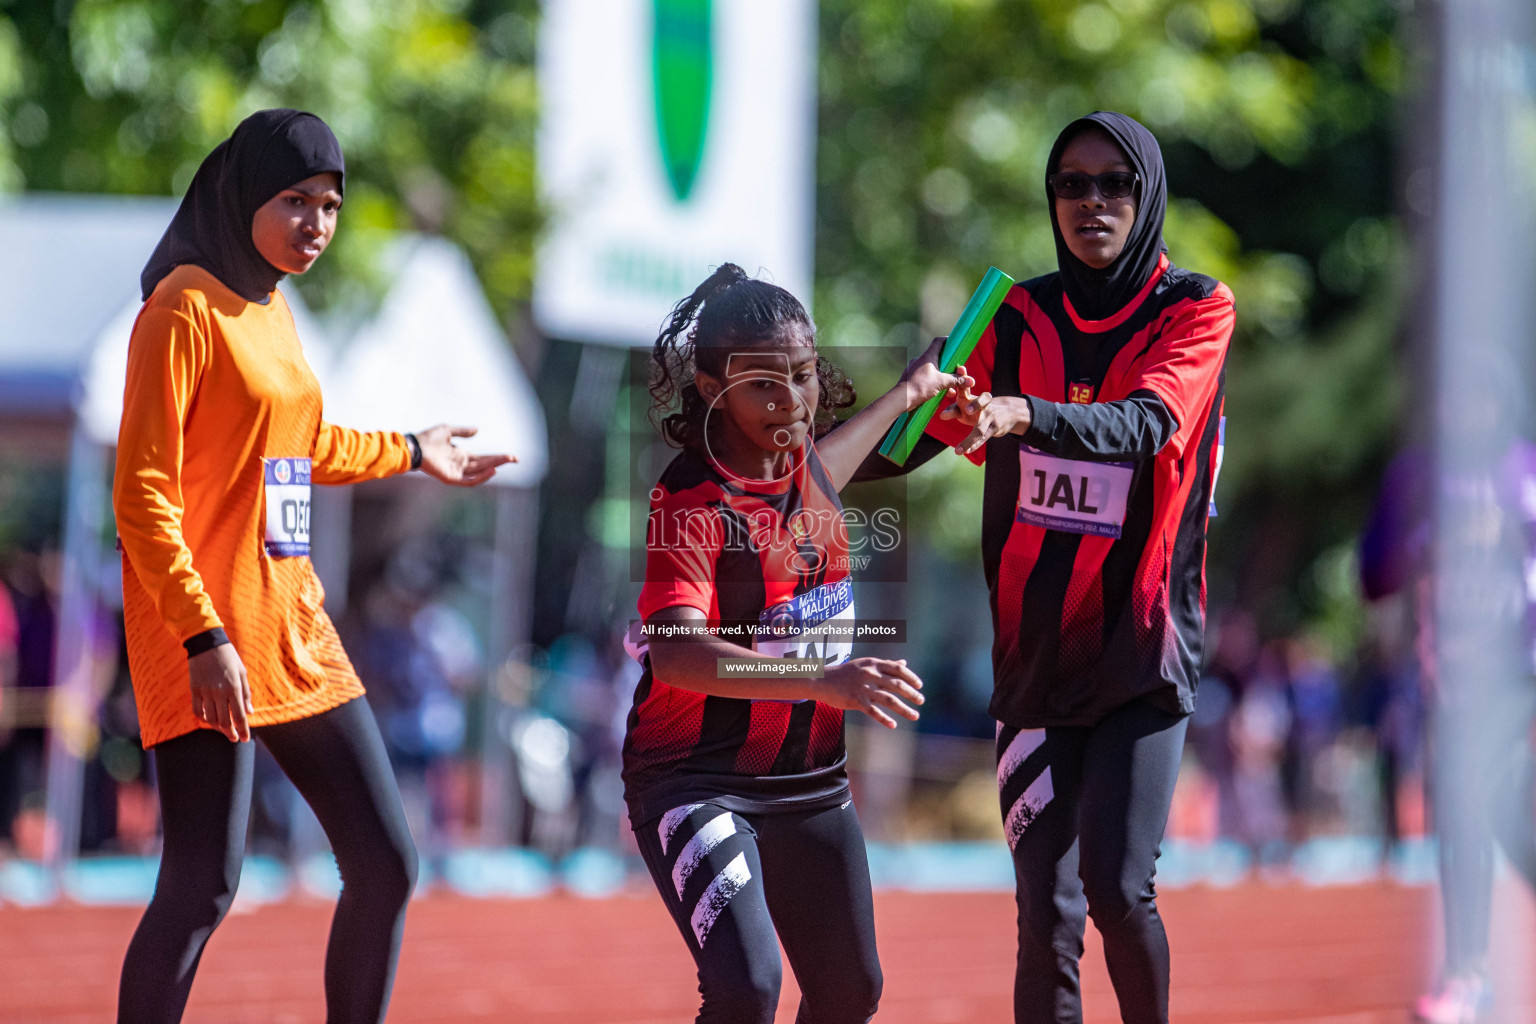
[352,577,479,864]
[1230,643,1292,862]
[0,548,58,854]
[74,599,125,854]
[581,629,639,850]
[531,631,631,853]
[1189,609,1255,842]
[1285,634,1345,833]
[1350,604,1425,851]
[96,643,159,854]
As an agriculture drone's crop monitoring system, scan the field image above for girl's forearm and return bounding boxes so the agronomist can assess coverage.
[648,639,819,701]
[815,382,912,490]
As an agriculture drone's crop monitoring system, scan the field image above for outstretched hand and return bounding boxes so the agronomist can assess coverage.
[936,364,1031,456]
[415,425,516,487]
[937,364,988,426]
[901,337,974,413]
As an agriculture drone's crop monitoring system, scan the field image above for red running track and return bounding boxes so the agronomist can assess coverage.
[0,881,1518,1023]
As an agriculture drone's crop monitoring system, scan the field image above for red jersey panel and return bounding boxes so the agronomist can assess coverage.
[624,444,853,824]
[926,257,1233,727]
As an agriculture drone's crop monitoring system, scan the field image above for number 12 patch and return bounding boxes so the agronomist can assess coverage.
[263,457,312,558]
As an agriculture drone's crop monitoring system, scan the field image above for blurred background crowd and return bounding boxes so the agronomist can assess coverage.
[0,0,1474,881]
[0,484,1435,876]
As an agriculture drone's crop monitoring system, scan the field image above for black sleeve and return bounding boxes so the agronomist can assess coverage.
[1021,389,1176,461]
[848,432,950,483]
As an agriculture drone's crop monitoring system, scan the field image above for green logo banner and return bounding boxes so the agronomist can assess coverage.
[652,0,712,202]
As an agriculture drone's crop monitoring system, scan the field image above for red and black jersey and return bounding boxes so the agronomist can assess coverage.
[922,254,1233,728]
[624,443,854,824]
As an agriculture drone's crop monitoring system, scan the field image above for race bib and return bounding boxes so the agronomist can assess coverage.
[1016,447,1133,538]
[263,457,312,558]
[755,577,855,667]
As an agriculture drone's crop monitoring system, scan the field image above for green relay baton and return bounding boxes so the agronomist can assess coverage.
[878,266,1015,465]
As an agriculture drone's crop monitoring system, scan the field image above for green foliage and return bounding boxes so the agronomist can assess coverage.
[816,0,1407,631]
[0,0,540,314]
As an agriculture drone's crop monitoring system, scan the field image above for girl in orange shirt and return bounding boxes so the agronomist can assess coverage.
[114,109,512,1023]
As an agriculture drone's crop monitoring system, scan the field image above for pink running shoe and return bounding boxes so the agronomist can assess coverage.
[1414,974,1492,1024]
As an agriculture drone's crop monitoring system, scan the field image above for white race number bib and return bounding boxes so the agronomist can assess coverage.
[1016,447,1133,538]
[755,577,855,667]
[264,457,312,558]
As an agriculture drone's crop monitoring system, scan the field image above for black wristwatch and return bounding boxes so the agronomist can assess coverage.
[405,433,423,471]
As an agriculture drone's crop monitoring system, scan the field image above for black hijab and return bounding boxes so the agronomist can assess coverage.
[141,109,344,302]
[1045,111,1168,322]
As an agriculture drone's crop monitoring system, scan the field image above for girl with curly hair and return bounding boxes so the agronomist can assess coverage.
[627,262,966,1023]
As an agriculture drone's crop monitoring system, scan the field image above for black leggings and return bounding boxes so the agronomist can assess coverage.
[634,799,883,1024]
[118,697,417,1024]
[997,698,1188,1024]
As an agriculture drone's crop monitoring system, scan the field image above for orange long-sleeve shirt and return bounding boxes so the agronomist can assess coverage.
[115,264,413,747]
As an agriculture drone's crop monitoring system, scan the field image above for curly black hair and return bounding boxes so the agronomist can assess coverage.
[649,263,855,451]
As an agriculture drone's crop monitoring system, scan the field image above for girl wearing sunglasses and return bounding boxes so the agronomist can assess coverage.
[858,111,1234,1023]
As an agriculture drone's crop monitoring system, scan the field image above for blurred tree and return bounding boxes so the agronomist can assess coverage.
[816,0,1409,640]
[0,0,541,317]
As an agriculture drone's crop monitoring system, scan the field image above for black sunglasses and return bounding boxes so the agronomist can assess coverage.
[1048,171,1139,201]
